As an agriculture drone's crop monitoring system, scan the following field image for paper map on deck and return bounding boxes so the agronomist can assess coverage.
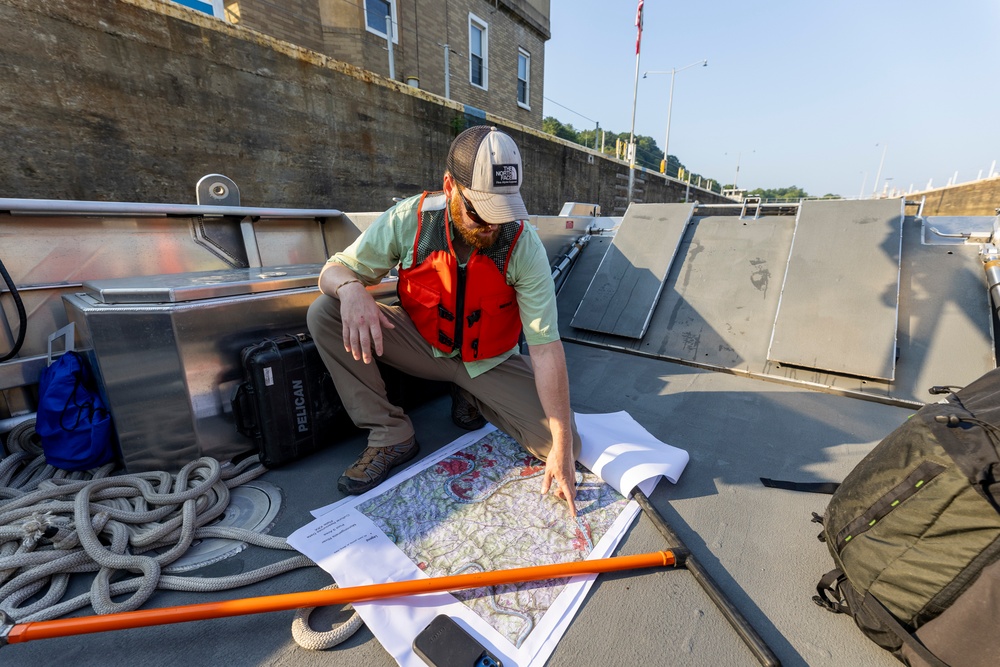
[289,411,689,667]
[355,429,630,647]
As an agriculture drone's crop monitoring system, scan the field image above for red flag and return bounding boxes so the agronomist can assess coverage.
[635,0,644,55]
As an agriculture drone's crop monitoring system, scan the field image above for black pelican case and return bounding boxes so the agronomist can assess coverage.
[232,332,448,468]
[232,333,351,468]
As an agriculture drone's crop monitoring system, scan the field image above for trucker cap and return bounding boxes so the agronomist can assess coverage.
[446,125,529,225]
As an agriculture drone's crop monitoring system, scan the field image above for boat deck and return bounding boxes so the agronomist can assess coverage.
[5,343,909,667]
[2,198,996,666]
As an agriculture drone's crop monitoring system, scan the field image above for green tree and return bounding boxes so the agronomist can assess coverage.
[542,116,578,142]
[664,154,682,178]
[576,127,603,151]
[540,114,753,195]
[747,186,809,201]
[543,113,851,198]
[633,134,660,170]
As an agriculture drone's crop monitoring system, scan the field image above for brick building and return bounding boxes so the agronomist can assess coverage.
[179,0,549,130]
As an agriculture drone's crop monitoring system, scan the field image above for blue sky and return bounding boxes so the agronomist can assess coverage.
[542,0,1000,198]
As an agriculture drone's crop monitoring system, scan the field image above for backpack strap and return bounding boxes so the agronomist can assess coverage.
[813,568,851,613]
[925,403,1000,512]
[861,591,950,667]
[760,477,840,494]
[813,568,950,667]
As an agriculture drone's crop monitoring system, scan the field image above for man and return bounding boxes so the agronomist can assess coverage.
[307,125,580,516]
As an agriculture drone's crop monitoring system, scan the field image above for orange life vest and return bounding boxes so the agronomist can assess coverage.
[397,192,524,361]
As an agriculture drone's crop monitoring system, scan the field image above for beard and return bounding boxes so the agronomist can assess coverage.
[450,195,499,250]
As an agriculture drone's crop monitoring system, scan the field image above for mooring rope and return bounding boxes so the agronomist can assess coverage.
[291,583,366,650]
[0,421,362,648]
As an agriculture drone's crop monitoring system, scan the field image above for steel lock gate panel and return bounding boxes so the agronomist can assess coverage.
[767,199,904,381]
[570,203,693,339]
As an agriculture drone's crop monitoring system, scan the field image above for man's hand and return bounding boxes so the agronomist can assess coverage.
[320,264,394,365]
[529,340,579,518]
[337,281,394,364]
[540,443,577,516]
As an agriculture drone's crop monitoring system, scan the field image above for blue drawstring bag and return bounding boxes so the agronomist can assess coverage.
[36,351,116,470]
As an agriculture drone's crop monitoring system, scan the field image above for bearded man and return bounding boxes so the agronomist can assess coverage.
[307,125,580,516]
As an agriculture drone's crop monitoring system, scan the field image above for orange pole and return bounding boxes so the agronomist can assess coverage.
[5,550,676,644]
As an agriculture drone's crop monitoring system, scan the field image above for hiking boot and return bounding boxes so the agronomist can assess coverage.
[337,437,419,495]
[450,385,487,431]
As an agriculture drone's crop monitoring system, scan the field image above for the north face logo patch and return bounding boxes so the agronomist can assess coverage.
[492,164,519,187]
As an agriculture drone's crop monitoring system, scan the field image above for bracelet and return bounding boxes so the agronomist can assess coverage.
[334,278,362,296]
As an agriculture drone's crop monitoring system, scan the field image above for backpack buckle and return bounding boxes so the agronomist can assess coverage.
[814,569,851,614]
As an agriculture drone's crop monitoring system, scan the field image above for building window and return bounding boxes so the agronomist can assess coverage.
[223,0,240,23]
[171,0,226,19]
[365,0,398,44]
[517,49,530,109]
[469,14,488,89]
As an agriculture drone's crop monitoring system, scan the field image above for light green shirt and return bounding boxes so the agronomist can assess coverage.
[328,193,560,378]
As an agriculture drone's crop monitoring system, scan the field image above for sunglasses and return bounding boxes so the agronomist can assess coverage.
[457,189,493,227]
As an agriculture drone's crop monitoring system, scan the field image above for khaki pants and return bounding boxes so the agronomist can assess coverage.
[306,294,580,460]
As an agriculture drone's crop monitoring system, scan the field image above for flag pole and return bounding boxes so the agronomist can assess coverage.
[627,0,644,205]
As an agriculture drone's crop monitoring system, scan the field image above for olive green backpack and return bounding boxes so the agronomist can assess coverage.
[813,367,1000,667]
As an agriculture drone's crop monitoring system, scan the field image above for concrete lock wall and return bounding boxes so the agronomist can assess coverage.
[0,0,725,215]
[910,179,1000,217]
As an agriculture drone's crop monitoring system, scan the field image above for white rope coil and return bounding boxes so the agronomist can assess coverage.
[0,426,362,648]
[0,453,314,622]
[291,583,365,650]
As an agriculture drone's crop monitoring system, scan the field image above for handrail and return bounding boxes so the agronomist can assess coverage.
[0,198,343,219]
[695,202,798,209]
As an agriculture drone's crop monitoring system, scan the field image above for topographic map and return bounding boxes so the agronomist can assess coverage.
[356,430,630,647]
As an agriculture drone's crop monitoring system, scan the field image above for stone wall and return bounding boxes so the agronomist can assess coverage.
[909,178,1000,217]
[0,0,724,214]
[227,0,325,53]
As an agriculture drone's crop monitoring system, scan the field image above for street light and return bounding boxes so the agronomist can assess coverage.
[882,177,894,199]
[872,142,888,199]
[643,59,707,177]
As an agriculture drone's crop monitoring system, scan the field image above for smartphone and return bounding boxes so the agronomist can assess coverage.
[412,614,503,667]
